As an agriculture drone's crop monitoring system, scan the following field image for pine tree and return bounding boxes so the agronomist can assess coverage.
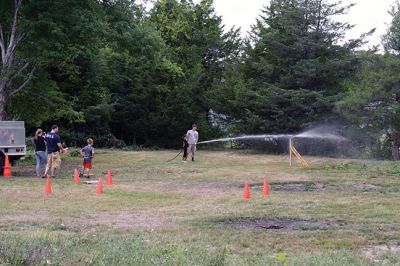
[211,0,365,134]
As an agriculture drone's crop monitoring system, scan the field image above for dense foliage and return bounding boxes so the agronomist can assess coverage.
[1,0,400,158]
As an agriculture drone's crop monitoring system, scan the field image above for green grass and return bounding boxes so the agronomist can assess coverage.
[1,150,400,265]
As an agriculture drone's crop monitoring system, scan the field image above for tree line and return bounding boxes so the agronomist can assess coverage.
[1,0,400,159]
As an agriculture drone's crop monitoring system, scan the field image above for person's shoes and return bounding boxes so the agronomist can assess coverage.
[192,157,194,162]
[51,175,56,178]
[41,175,46,179]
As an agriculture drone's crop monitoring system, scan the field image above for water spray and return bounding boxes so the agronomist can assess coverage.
[197,132,346,145]
[197,129,347,168]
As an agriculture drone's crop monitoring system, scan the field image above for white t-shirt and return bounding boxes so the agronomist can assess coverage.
[187,129,198,145]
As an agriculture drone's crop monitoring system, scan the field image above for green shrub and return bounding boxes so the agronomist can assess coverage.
[67,148,82,158]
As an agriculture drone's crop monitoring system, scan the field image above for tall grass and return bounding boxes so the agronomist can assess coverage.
[0,232,380,266]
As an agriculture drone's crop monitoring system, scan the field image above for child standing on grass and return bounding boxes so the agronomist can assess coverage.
[81,138,94,178]
[187,124,198,162]
[182,134,189,162]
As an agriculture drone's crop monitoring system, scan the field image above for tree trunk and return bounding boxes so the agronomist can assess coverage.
[0,93,6,120]
[0,78,7,120]
[391,132,399,161]
[0,0,31,120]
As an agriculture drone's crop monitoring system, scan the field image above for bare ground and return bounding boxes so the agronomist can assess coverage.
[221,218,344,231]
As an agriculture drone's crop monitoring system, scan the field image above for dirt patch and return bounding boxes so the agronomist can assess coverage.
[0,211,173,233]
[251,182,381,192]
[351,183,380,191]
[117,182,176,193]
[0,213,55,231]
[364,244,400,262]
[221,218,342,232]
[118,180,236,196]
[250,182,330,192]
[87,211,173,230]
[182,169,203,174]
[270,183,325,191]
[267,175,312,181]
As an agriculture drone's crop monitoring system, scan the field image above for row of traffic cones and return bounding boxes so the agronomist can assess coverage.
[45,169,113,195]
[244,179,269,200]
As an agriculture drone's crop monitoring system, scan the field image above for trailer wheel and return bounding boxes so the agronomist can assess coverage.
[0,152,4,176]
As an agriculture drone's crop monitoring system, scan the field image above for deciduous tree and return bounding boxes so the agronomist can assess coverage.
[0,0,34,119]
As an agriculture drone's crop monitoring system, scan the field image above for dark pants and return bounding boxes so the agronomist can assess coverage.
[183,147,188,159]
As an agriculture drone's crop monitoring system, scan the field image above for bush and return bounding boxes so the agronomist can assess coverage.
[51,129,127,149]
[67,148,82,158]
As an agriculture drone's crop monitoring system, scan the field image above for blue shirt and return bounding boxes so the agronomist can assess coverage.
[46,132,61,153]
[82,145,94,162]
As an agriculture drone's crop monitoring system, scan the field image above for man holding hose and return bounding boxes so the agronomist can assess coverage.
[187,124,199,162]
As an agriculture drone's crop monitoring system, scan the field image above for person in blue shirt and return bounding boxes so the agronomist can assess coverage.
[44,125,66,178]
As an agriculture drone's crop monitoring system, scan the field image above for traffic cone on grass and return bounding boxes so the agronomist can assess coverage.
[96,178,104,194]
[106,170,113,186]
[244,181,250,200]
[262,179,270,196]
[3,153,11,177]
[73,168,80,184]
[45,175,52,195]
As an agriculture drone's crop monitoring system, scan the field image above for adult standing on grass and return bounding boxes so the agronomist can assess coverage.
[34,129,47,178]
[187,124,199,161]
[44,125,66,178]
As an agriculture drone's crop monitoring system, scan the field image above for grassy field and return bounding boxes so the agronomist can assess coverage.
[1,149,400,265]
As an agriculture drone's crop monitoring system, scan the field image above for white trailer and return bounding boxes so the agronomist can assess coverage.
[0,121,26,173]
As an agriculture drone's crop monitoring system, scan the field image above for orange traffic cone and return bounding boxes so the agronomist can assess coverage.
[3,153,11,177]
[96,178,104,194]
[45,175,52,195]
[244,181,250,200]
[262,179,270,196]
[106,170,113,186]
[73,168,80,184]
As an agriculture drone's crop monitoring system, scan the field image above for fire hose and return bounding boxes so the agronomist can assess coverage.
[165,150,183,162]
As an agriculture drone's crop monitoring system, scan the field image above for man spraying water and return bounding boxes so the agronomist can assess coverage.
[187,124,199,162]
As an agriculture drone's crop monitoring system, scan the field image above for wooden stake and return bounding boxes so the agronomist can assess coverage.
[289,138,310,168]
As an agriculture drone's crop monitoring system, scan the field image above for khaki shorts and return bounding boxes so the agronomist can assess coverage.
[47,152,61,169]
[188,144,197,156]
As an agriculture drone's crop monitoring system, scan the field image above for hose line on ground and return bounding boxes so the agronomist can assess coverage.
[166,151,183,162]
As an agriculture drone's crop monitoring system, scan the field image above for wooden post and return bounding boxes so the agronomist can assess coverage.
[289,137,310,168]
